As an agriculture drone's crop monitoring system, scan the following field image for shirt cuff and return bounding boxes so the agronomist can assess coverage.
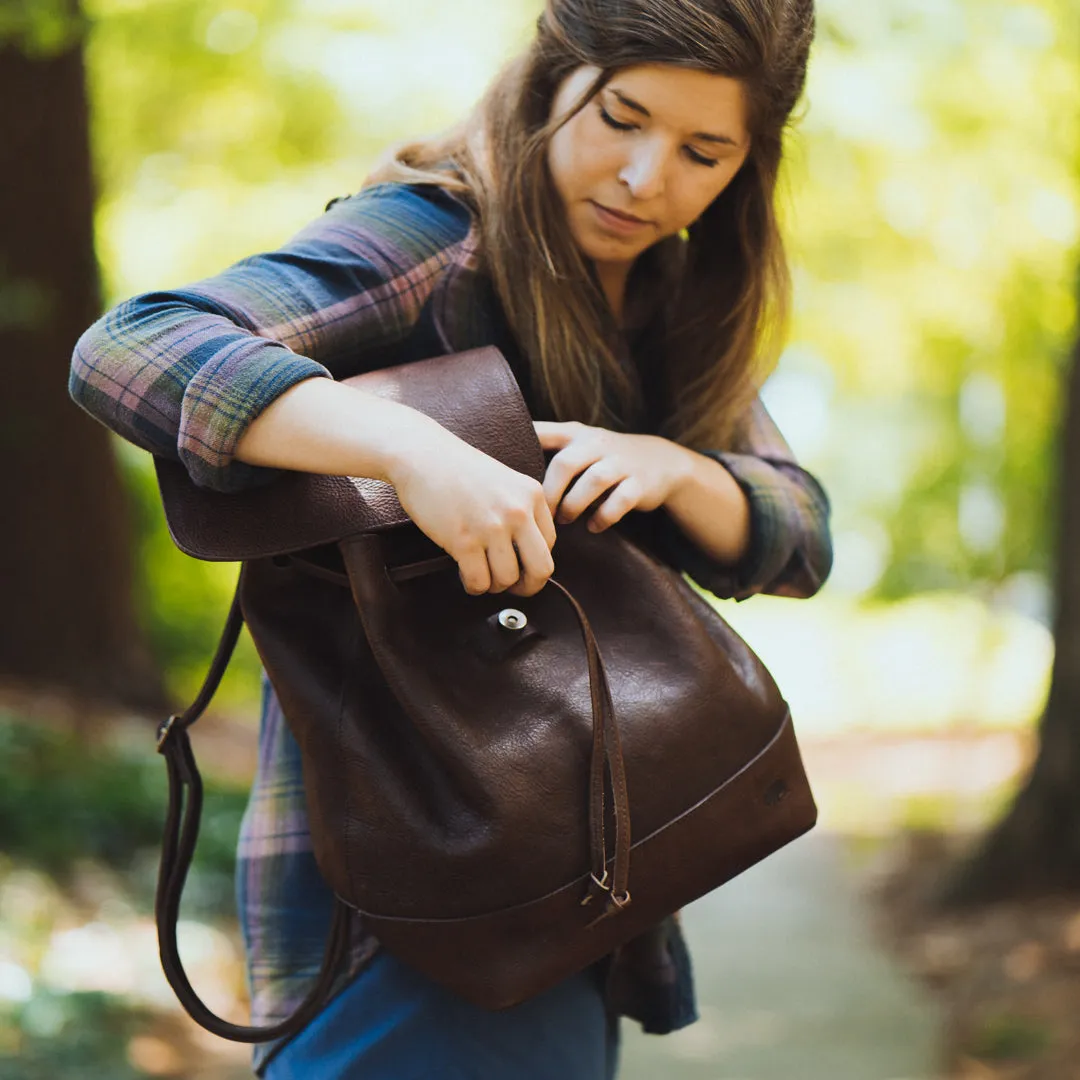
[179,346,332,492]
[655,449,821,601]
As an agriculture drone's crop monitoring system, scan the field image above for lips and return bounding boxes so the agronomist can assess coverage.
[589,201,653,238]
[593,202,648,224]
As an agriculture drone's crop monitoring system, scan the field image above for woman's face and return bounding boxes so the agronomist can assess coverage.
[547,63,751,282]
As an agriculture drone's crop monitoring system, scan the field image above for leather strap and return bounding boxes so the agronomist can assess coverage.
[548,580,632,919]
[154,573,352,1042]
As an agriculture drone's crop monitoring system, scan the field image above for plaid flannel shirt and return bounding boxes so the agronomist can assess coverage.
[70,181,832,1070]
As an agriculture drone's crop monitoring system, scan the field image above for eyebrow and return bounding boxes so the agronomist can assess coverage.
[608,88,740,147]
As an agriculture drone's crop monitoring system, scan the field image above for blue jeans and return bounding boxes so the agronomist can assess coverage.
[261,949,621,1080]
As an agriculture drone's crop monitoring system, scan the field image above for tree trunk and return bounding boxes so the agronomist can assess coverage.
[940,301,1080,905]
[0,16,165,712]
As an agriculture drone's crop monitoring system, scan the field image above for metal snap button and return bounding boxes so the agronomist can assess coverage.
[497,608,528,631]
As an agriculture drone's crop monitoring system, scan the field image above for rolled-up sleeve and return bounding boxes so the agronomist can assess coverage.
[659,397,833,601]
[69,184,474,492]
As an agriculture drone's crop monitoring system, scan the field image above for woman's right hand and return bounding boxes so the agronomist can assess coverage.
[387,425,557,598]
[234,377,555,596]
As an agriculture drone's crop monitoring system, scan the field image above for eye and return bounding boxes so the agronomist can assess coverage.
[599,99,720,168]
[685,147,718,168]
[597,103,637,132]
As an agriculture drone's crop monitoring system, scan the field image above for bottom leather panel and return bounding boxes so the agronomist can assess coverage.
[358,711,816,1009]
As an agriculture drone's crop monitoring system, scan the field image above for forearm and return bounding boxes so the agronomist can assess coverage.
[662,446,751,566]
[234,376,444,484]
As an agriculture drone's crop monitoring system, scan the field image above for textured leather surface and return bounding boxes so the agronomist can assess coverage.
[155,347,546,561]
[362,712,814,1009]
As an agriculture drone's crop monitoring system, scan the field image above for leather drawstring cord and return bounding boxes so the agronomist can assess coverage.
[547,580,633,922]
[155,576,352,1042]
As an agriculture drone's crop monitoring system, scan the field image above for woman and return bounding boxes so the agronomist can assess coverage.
[70,0,831,1076]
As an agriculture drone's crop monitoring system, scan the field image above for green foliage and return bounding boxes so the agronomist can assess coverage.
[0,991,148,1080]
[0,710,251,1075]
[0,713,247,918]
[116,442,263,705]
[785,0,1080,599]
[0,0,83,57]
[85,0,350,194]
[965,1011,1054,1062]
[81,0,363,702]
[0,268,55,335]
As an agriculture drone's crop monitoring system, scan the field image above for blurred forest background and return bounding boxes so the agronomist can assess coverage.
[1,0,1079,1077]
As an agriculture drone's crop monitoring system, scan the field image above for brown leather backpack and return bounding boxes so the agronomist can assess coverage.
[153,346,817,1042]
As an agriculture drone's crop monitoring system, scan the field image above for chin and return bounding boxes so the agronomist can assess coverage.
[575,229,647,265]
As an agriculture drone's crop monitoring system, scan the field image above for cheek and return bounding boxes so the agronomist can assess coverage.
[547,127,579,202]
[579,118,629,182]
[549,113,620,198]
[672,164,745,230]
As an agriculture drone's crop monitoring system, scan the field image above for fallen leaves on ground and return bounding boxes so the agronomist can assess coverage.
[865,829,1080,1080]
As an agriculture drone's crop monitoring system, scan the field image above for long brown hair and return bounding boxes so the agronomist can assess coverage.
[369,0,815,447]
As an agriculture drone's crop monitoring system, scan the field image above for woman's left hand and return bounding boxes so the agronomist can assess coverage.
[534,420,692,533]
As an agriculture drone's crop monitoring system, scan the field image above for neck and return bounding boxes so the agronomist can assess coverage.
[594,260,632,324]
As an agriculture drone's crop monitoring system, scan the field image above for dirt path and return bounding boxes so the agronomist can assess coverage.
[619,830,941,1080]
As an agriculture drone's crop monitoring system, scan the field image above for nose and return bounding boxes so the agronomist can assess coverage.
[617,140,667,201]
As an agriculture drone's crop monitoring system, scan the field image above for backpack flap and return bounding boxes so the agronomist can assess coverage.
[154,346,546,562]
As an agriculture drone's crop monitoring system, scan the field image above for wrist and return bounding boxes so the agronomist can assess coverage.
[660,440,705,504]
[662,447,751,565]
[375,406,453,488]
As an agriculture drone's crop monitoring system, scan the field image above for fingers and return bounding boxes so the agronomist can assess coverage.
[556,459,625,524]
[455,480,556,597]
[533,485,558,552]
[460,529,554,598]
[543,443,604,516]
[507,521,556,597]
[456,544,492,596]
[485,535,523,594]
[586,477,641,532]
[533,420,580,452]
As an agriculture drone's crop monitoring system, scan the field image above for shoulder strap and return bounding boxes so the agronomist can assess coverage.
[154,573,352,1042]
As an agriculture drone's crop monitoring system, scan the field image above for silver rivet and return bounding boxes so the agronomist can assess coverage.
[497,608,528,631]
